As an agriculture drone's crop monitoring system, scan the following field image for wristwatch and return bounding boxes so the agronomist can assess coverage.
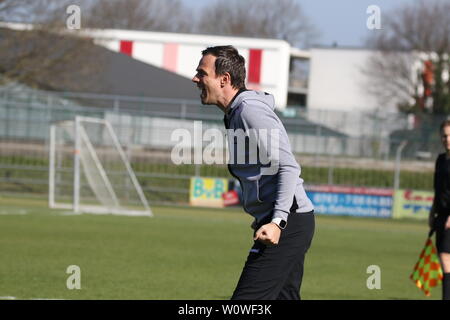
[271,218,287,229]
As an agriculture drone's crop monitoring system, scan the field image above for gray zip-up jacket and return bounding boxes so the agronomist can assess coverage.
[224,90,314,226]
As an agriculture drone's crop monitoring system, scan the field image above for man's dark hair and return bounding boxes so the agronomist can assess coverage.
[202,45,246,89]
[440,119,450,133]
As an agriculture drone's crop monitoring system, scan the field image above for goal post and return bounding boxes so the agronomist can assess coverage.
[49,116,152,217]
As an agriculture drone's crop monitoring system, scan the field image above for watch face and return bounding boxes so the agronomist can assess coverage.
[279,220,287,228]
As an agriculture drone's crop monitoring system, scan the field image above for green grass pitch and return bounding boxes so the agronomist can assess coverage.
[0,195,440,300]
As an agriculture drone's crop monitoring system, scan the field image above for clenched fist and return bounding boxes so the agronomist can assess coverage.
[254,223,281,246]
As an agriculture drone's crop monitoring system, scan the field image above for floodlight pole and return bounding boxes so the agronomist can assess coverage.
[394,140,408,190]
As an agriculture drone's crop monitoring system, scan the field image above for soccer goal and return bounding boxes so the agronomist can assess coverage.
[49,116,152,216]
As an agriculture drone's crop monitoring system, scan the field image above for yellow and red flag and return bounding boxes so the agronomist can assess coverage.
[410,233,443,296]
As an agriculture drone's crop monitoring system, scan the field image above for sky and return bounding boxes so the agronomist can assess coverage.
[180,0,444,48]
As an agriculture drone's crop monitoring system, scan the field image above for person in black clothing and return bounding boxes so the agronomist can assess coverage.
[429,119,450,300]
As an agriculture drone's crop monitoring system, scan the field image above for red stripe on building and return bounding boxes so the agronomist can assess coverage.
[248,49,262,84]
[163,43,178,72]
[120,40,133,56]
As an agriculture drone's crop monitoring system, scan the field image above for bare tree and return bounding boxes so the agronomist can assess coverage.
[196,0,319,48]
[0,0,31,21]
[0,0,84,23]
[364,0,450,115]
[0,0,107,90]
[84,0,194,33]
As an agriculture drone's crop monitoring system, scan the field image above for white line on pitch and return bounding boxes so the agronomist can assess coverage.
[0,296,66,300]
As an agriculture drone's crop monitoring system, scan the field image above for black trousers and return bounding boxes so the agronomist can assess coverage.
[231,210,315,300]
[435,214,450,253]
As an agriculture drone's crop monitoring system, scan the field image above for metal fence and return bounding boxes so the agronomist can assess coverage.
[0,87,443,204]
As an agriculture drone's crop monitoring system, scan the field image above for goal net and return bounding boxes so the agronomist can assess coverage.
[49,116,152,216]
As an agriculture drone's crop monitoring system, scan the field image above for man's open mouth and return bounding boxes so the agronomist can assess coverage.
[199,87,206,99]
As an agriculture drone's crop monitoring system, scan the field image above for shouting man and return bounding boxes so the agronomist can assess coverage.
[192,45,315,300]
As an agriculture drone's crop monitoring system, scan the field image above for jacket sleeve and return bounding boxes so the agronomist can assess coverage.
[240,101,300,222]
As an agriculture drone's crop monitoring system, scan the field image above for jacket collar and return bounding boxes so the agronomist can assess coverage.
[225,87,247,115]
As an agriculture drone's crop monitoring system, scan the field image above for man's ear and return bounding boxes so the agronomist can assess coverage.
[221,73,231,87]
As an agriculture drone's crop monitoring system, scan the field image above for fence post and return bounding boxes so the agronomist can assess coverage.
[195,164,200,177]
[181,101,187,119]
[113,98,120,113]
[394,140,408,190]
[314,125,322,162]
[328,150,334,185]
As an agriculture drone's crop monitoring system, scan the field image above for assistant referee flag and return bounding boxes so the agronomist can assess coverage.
[410,231,443,296]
